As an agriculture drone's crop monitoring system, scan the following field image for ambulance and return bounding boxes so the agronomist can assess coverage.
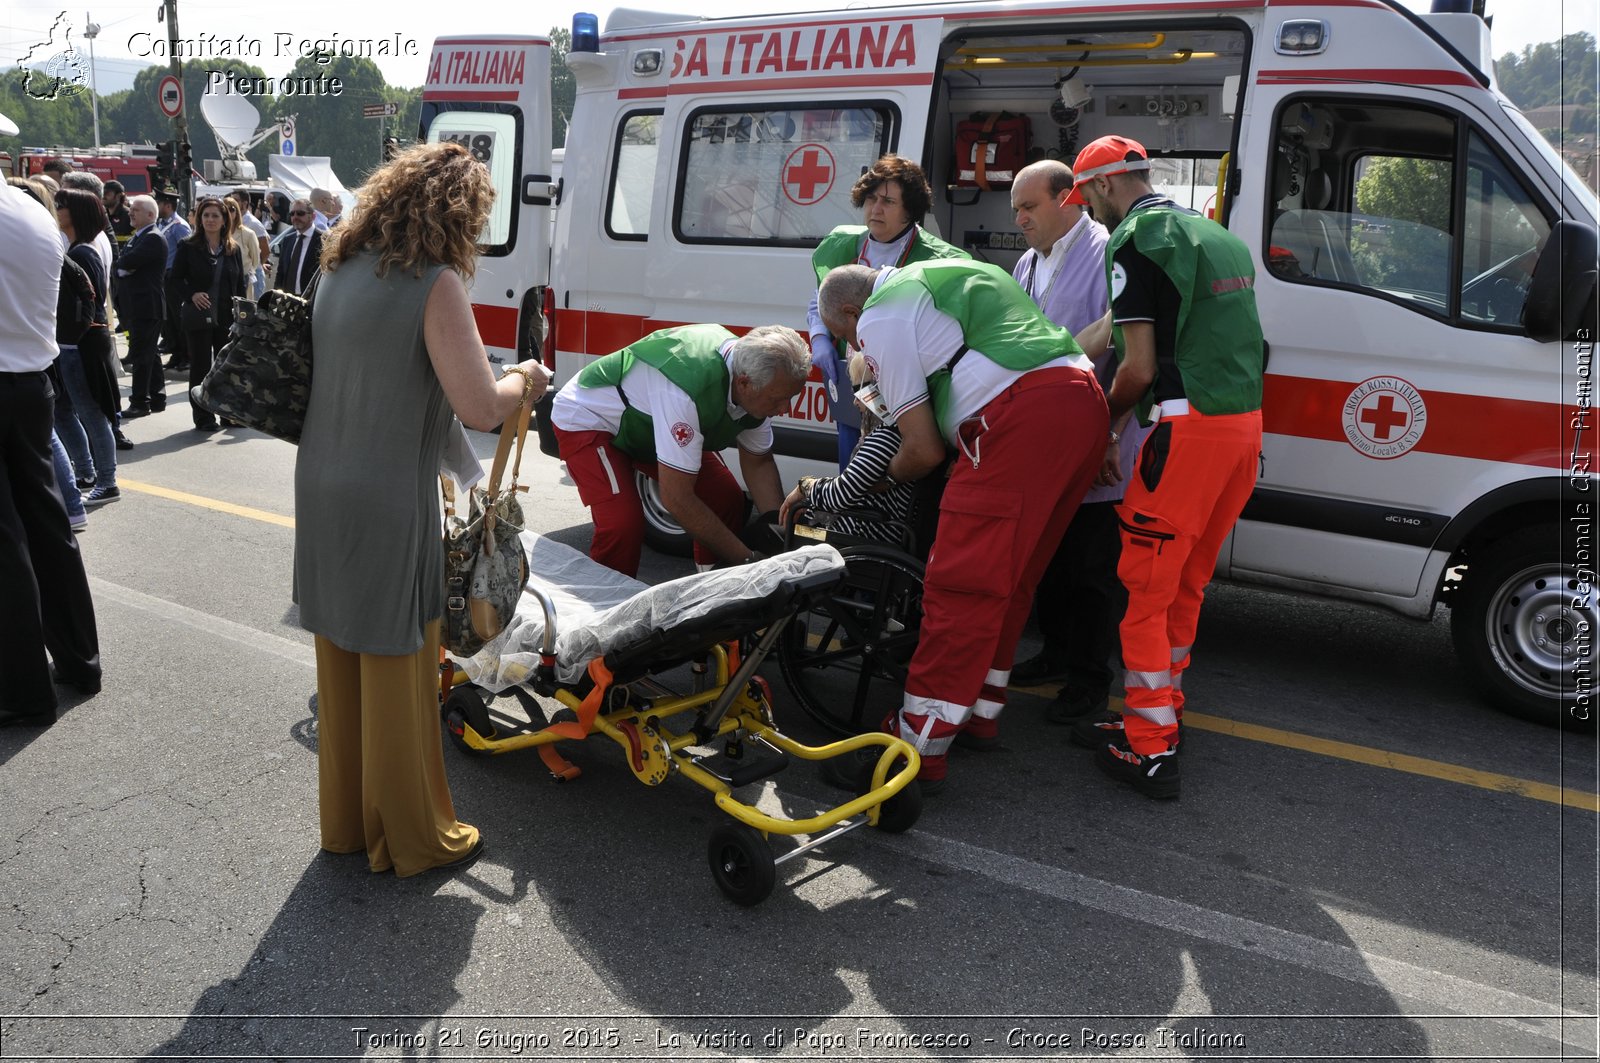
[420,0,1598,729]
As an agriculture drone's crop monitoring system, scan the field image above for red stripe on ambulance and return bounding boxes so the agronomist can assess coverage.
[472,303,520,350]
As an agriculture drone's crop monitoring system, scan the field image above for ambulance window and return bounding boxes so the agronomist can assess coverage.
[675,103,896,245]
[426,109,519,253]
[607,111,661,240]
[1458,130,1550,328]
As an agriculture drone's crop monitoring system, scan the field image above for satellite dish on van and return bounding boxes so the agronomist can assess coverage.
[201,92,261,155]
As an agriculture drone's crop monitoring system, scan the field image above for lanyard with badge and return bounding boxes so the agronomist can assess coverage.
[1024,218,1091,308]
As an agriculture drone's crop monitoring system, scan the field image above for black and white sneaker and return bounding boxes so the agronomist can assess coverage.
[83,485,121,508]
[1069,707,1125,749]
[1094,738,1180,799]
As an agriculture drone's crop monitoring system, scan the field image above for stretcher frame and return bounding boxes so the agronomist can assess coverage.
[441,568,923,906]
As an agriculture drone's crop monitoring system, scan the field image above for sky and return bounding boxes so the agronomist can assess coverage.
[2,0,1595,91]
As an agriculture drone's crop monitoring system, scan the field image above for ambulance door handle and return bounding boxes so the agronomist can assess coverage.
[522,173,556,206]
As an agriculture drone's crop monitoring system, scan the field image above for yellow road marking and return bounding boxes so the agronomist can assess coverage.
[121,481,1598,812]
[1182,710,1600,813]
[119,478,296,529]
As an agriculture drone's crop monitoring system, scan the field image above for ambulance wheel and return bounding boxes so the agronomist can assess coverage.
[443,686,496,755]
[855,757,922,833]
[777,546,925,736]
[707,822,775,906]
[1452,525,1597,731]
[636,472,693,557]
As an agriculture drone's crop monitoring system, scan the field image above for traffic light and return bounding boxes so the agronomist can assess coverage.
[150,140,174,191]
[176,141,193,176]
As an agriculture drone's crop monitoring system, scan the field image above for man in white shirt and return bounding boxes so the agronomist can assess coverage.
[1008,160,1146,728]
[818,259,1108,791]
[275,200,323,296]
[551,325,809,577]
[0,181,102,726]
[309,188,342,230]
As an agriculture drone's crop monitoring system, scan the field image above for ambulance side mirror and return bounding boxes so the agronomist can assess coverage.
[1522,220,1598,343]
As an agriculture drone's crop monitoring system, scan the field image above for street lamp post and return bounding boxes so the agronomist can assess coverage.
[83,14,101,151]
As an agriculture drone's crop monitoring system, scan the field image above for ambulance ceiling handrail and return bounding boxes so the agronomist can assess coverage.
[952,33,1166,57]
[945,51,1200,71]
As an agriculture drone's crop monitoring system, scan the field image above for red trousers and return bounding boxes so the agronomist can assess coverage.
[1117,407,1261,753]
[897,366,1108,780]
[554,426,745,577]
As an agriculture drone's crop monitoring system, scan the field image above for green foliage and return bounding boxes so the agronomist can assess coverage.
[1495,32,1597,136]
[276,54,391,182]
[1352,155,1452,290]
[550,27,574,147]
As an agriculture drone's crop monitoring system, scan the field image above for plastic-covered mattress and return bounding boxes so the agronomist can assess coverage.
[456,532,846,691]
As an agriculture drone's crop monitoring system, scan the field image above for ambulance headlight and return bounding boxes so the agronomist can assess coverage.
[572,12,600,53]
[1275,19,1329,56]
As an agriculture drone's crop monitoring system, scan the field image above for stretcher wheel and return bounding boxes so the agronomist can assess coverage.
[777,546,924,736]
[854,756,922,834]
[707,822,775,906]
[443,686,495,756]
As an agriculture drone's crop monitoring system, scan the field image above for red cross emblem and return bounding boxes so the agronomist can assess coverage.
[782,143,836,206]
[1358,394,1409,441]
[671,421,695,447]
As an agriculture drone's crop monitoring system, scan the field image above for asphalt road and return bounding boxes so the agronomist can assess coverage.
[3,396,1597,1062]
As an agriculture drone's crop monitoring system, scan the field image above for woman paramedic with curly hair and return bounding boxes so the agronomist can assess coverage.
[293,141,553,876]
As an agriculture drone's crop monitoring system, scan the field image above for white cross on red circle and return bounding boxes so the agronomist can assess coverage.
[782,143,836,206]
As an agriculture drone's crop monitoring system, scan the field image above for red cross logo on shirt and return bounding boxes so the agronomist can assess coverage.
[1359,395,1409,441]
[782,144,836,206]
[671,421,695,447]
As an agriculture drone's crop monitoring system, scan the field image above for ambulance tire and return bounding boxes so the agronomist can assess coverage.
[1451,525,1597,731]
[635,471,693,557]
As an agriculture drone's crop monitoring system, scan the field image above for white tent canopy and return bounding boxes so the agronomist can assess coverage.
[268,154,355,211]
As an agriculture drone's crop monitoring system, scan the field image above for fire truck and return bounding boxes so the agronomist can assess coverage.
[6,143,166,194]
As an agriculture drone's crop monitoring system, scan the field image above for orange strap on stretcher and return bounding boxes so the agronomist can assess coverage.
[537,658,614,781]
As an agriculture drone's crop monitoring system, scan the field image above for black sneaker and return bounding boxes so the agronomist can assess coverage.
[83,485,121,508]
[1069,707,1125,748]
[1010,650,1070,687]
[1095,738,1180,799]
[74,474,95,490]
[1046,686,1109,725]
[114,429,135,451]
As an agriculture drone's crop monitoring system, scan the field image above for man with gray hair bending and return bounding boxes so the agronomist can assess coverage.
[551,324,810,577]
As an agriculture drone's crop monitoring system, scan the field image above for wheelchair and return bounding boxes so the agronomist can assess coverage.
[774,471,945,737]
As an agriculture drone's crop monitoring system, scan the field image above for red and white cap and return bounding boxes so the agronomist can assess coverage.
[1065,135,1151,204]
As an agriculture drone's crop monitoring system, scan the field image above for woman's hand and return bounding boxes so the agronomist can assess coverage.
[778,483,806,527]
[193,292,211,310]
[512,359,553,401]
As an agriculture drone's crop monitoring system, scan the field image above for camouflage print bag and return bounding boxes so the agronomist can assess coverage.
[193,273,317,444]
[442,392,534,657]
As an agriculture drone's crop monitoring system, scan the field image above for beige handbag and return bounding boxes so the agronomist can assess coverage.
[442,394,533,656]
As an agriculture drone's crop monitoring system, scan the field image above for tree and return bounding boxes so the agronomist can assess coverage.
[550,27,575,147]
[105,60,278,178]
[271,54,391,184]
[0,68,95,154]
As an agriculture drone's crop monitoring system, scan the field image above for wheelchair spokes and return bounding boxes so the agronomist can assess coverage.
[777,546,925,736]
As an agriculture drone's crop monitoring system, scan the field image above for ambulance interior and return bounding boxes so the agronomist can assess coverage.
[925,25,1249,274]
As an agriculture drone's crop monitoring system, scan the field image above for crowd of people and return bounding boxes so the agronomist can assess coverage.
[5,125,1262,877]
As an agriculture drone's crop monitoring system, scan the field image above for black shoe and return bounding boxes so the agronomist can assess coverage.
[193,422,219,433]
[1046,686,1109,726]
[51,665,102,697]
[83,485,121,507]
[0,706,56,728]
[165,361,189,373]
[1010,650,1071,687]
[1069,707,1125,749]
[75,474,95,490]
[150,400,167,413]
[951,729,1004,752]
[114,429,135,451]
[1094,738,1180,799]
[220,417,240,429]
[122,405,152,420]
[432,835,486,873]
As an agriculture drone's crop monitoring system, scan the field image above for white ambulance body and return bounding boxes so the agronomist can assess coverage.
[422,0,1598,729]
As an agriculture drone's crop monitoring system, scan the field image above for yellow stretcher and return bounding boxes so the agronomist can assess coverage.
[441,538,922,906]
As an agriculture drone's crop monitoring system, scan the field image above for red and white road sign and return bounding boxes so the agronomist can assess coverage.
[158,75,183,118]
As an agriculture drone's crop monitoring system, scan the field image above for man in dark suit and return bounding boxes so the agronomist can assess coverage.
[276,199,323,296]
[115,195,168,416]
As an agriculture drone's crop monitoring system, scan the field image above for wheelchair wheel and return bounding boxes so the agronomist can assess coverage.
[443,686,496,756]
[854,756,922,834]
[777,545,924,736]
[707,822,775,906]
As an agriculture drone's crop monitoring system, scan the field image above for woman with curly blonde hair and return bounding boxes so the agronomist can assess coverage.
[294,140,552,877]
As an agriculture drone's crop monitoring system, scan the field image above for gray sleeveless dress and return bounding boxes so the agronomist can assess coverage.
[294,253,452,655]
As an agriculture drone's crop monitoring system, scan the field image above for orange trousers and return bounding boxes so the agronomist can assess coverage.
[314,618,479,876]
[1117,408,1261,753]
